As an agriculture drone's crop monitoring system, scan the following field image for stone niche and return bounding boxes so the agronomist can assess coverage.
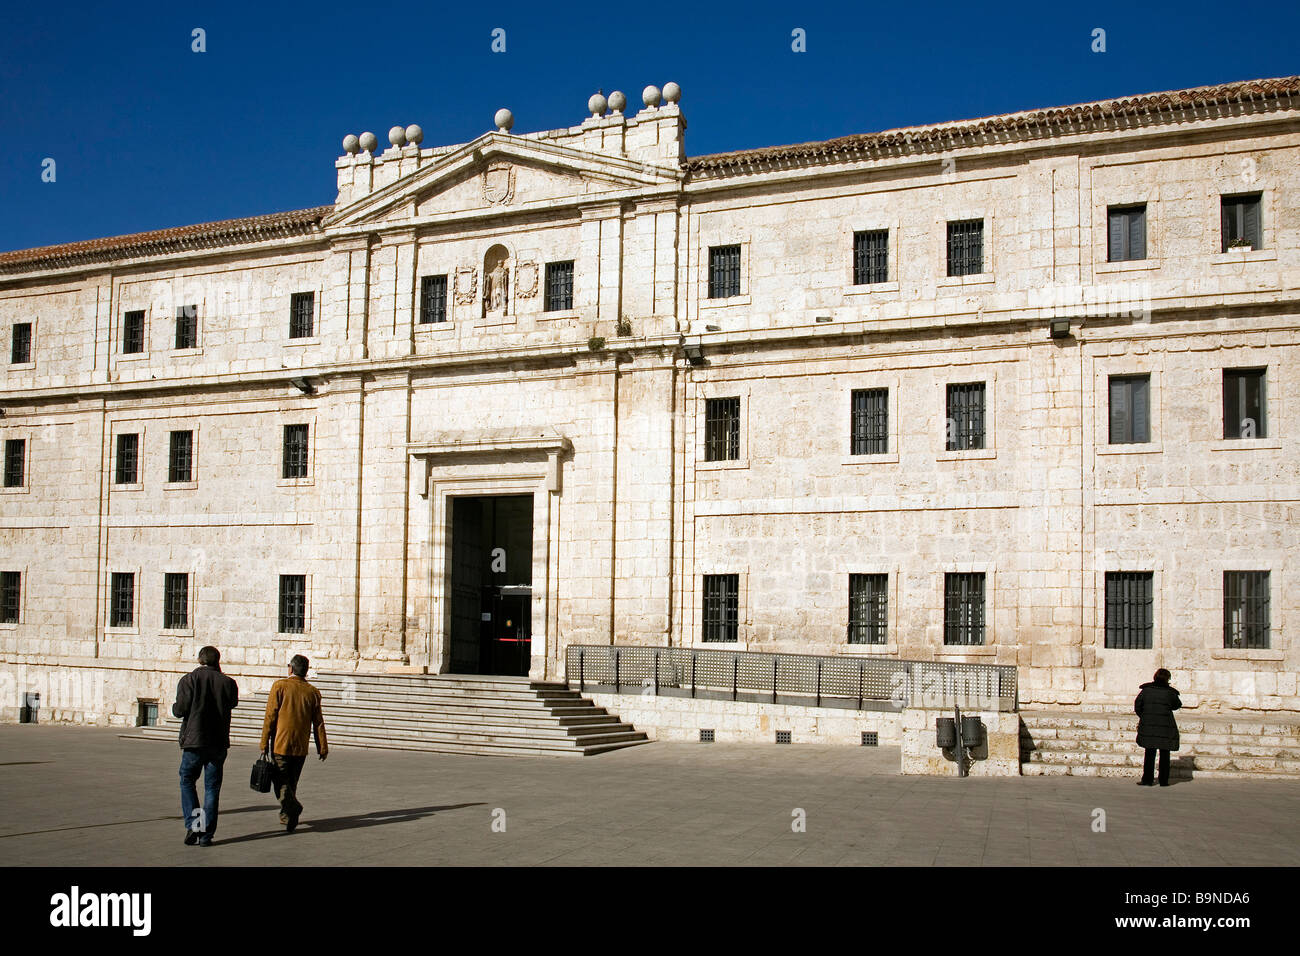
[482,243,511,318]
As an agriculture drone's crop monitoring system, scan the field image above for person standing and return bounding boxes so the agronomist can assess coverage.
[259,654,328,832]
[174,646,239,846]
[1135,668,1181,787]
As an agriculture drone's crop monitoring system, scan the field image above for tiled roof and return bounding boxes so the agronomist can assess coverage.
[684,75,1300,173]
[0,205,333,274]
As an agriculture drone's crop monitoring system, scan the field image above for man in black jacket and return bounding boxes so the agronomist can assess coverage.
[174,646,239,846]
[1135,668,1181,787]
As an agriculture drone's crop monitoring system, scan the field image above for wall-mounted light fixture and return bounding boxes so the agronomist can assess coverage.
[683,344,705,366]
[290,377,315,395]
[1049,319,1071,339]
[815,315,833,323]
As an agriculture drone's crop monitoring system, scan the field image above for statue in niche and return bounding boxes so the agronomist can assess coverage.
[482,244,510,317]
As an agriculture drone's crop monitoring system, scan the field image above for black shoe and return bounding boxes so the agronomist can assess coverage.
[184,832,199,846]
[286,817,299,833]
[1137,780,1155,787]
[198,835,213,847]
[1158,781,1171,787]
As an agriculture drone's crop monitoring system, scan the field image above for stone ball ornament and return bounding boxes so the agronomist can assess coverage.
[388,125,407,147]
[588,92,608,117]
[342,134,360,155]
[494,108,514,132]
[642,85,661,108]
[663,81,681,104]
[358,131,378,153]
[405,124,424,145]
[608,90,627,113]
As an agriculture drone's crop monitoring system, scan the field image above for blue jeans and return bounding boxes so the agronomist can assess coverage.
[179,747,227,837]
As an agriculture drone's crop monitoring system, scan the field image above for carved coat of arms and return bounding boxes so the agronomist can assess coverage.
[481,162,515,205]
[453,267,478,306]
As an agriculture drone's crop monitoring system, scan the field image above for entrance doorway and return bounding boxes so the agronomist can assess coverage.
[449,494,534,676]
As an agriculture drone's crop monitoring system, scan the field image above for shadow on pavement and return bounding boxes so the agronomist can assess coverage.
[213,803,486,845]
[0,804,278,840]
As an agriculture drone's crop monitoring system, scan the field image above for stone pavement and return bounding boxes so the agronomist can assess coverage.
[1,726,1297,866]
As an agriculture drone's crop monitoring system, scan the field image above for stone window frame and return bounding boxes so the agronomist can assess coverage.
[104,566,141,636]
[117,308,151,362]
[0,431,31,494]
[697,237,751,310]
[275,572,312,638]
[694,380,750,472]
[277,415,317,489]
[172,302,204,356]
[110,424,145,493]
[284,288,322,347]
[163,424,199,491]
[9,318,36,370]
[1209,560,1285,662]
[0,564,27,630]
[936,369,997,462]
[1207,163,1277,264]
[934,210,996,288]
[692,569,749,648]
[1091,561,1163,652]
[1210,356,1282,452]
[414,270,455,335]
[841,374,900,465]
[160,569,196,638]
[842,218,902,296]
[934,563,998,656]
[842,568,900,655]
[1094,359,1163,457]
[1094,187,1162,275]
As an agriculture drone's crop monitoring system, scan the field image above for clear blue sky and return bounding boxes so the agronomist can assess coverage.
[1,0,1296,253]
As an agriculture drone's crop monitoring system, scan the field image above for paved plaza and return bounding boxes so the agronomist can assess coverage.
[1,725,1297,866]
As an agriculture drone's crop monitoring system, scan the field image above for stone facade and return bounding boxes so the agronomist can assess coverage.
[1,77,1298,727]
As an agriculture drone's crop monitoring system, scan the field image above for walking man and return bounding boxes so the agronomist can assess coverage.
[259,654,328,832]
[174,645,239,846]
[1135,668,1181,787]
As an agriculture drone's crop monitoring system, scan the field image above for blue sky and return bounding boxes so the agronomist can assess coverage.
[1,0,1296,252]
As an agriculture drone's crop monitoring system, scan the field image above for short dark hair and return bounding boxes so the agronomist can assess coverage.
[197,646,220,667]
[289,654,309,678]
[1153,668,1172,684]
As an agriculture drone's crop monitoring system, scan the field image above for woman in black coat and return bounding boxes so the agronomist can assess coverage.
[1135,668,1181,786]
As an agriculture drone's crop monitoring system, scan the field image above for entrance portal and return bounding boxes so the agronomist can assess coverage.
[449,495,534,676]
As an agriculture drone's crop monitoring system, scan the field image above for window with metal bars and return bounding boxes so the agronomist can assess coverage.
[945,383,985,451]
[419,274,448,324]
[175,305,198,349]
[708,245,741,298]
[1104,572,1153,649]
[115,433,139,485]
[851,388,888,455]
[946,219,984,277]
[848,573,888,644]
[122,310,145,354]
[3,439,25,488]
[168,431,193,483]
[283,424,309,479]
[702,574,739,642]
[0,571,20,624]
[943,572,985,645]
[11,323,32,364]
[289,292,315,338]
[1107,204,1147,262]
[1108,375,1151,444]
[110,572,135,628]
[544,262,574,312]
[1224,571,1269,649]
[164,573,189,630]
[704,397,741,461]
[1223,368,1266,439]
[1221,193,1262,251]
[279,575,307,634]
[853,230,888,285]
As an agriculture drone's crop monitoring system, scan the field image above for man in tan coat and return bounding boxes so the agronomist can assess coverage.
[259,654,328,832]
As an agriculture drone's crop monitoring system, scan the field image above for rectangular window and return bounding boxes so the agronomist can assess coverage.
[1221,193,1262,251]
[1224,571,1269,649]
[544,262,574,312]
[708,245,741,299]
[1223,369,1266,439]
[419,274,448,324]
[704,397,741,462]
[164,572,189,630]
[850,388,888,455]
[702,574,739,642]
[0,571,20,624]
[946,219,984,277]
[122,310,145,354]
[944,572,986,645]
[11,323,32,364]
[945,383,986,451]
[110,571,135,628]
[1108,374,1151,444]
[289,292,315,338]
[1107,204,1147,262]
[137,700,159,727]
[279,575,306,634]
[848,573,888,645]
[853,230,889,285]
[3,439,25,487]
[175,305,198,349]
[1104,572,1153,649]
[115,433,139,485]
[168,430,193,483]
[283,424,309,479]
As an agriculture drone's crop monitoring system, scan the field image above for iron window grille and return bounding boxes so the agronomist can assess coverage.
[1224,571,1269,649]
[946,219,984,277]
[1107,204,1147,262]
[164,573,189,630]
[115,434,139,485]
[851,388,888,455]
[168,431,193,483]
[848,573,888,644]
[702,574,739,643]
[122,310,145,354]
[289,292,315,338]
[699,729,715,742]
[853,230,889,285]
[137,700,159,727]
[110,572,135,628]
[944,572,986,645]
[1221,193,1262,251]
[283,424,310,479]
[1104,572,1153,649]
[0,571,20,624]
[419,274,448,324]
[1108,375,1151,444]
[775,730,792,744]
[945,383,986,451]
[1223,368,1266,439]
[175,305,198,349]
[3,439,24,487]
[279,574,306,634]
[708,245,741,298]
[11,323,32,364]
[704,397,741,461]
[545,261,574,312]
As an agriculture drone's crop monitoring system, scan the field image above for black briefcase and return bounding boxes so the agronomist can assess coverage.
[250,752,276,793]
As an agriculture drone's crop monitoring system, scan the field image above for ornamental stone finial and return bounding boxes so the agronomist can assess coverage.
[494,108,514,132]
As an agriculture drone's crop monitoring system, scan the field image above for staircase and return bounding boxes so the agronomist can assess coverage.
[126,672,650,757]
[1020,709,1300,779]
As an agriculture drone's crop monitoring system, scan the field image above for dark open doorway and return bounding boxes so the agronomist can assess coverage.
[449,494,534,676]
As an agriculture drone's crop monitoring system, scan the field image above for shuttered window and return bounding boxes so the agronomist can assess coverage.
[848,574,888,644]
[1107,204,1147,262]
[1223,368,1266,439]
[702,574,739,642]
[850,388,888,455]
[115,434,139,485]
[1108,375,1150,444]
[1224,571,1269,649]
[945,383,985,451]
[1221,194,1262,251]
[289,292,315,338]
[708,245,741,298]
[944,573,985,645]
[946,219,984,277]
[853,230,888,285]
[704,397,741,461]
[419,274,448,324]
[1105,572,1153,649]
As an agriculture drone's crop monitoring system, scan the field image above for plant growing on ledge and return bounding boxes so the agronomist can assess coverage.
[615,317,633,337]
[588,336,606,351]
[1228,237,1254,249]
